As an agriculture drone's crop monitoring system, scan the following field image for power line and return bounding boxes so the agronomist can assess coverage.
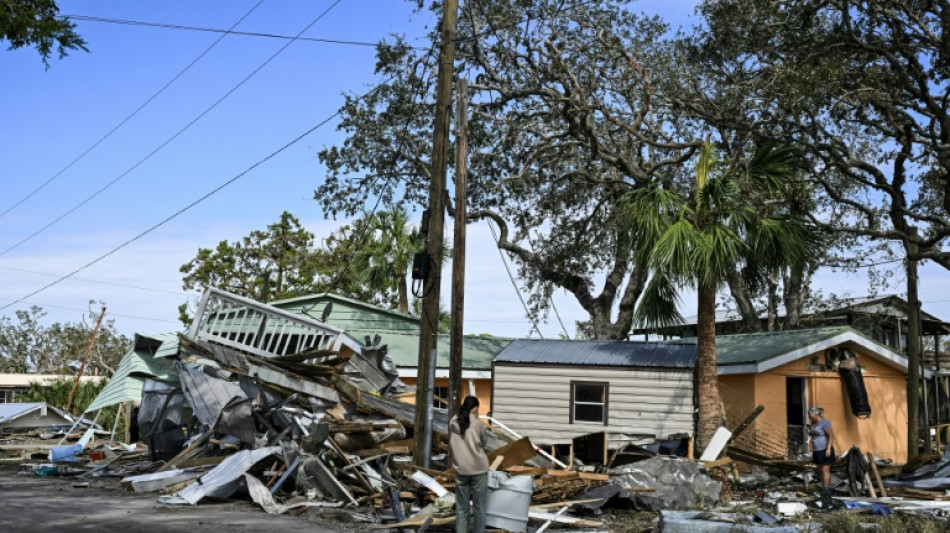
[66,14,394,49]
[0,297,179,324]
[0,264,184,295]
[487,219,544,338]
[0,82,384,312]
[0,1,266,222]
[0,0,345,258]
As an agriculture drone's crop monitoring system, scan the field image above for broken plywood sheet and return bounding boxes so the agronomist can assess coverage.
[158,446,281,505]
[247,363,340,403]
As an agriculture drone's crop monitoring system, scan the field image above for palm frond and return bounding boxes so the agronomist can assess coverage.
[633,272,685,331]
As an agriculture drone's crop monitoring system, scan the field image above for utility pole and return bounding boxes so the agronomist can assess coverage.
[67,307,106,413]
[448,78,469,429]
[413,0,459,467]
[906,230,921,465]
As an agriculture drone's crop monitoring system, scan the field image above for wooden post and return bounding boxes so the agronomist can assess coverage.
[906,233,922,464]
[66,307,106,412]
[414,0,460,467]
[448,77,469,426]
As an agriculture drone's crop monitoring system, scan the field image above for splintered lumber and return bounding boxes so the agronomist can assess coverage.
[504,465,547,477]
[867,452,888,498]
[368,515,455,529]
[489,455,505,471]
[727,404,765,444]
[158,430,211,472]
[701,457,734,469]
[247,363,339,403]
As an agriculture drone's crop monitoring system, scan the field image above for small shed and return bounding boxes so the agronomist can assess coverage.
[491,339,696,448]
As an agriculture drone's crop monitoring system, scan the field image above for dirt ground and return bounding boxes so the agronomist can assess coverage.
[0,464,358,532]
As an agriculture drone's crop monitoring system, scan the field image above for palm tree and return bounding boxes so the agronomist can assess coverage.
[356,208,424,314]
[623,141,818,451]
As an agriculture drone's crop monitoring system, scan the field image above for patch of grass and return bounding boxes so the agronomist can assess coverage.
[876,513,943,533]
[819,511,944,533]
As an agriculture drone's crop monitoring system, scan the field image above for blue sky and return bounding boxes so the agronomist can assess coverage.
[2,0,949,339]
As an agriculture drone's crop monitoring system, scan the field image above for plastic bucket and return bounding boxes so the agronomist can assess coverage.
[485,473,533,532]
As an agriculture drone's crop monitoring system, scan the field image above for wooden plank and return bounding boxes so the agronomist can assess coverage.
[867,452,888,498]
[486,437,537,471]
[248,363,339,403]
[504,465,547,477]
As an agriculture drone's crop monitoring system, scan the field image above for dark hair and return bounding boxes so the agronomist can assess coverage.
[457,396,480,435]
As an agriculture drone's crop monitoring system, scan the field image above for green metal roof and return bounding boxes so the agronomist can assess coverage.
[346,329,512,371]
[84,333,179,413]
[712,326,909,373]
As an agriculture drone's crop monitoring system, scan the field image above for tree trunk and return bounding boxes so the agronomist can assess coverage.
[695,279,723,453]
[397,275,410,315]
[782,264,811,329]
[726,269,762,332]
[766,270,779,331]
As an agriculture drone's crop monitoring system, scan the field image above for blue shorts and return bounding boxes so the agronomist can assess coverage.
[813,447,835,466]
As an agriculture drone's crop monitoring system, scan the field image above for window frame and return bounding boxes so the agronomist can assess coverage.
[570,380,609,426]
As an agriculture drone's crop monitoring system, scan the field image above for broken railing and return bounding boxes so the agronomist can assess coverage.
[189,287,350,359]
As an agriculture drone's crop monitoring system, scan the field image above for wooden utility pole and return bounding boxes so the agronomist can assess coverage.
[66,307,106,412]
[448,78,469,428]
[413,0,459,467]
[906,232,921,465]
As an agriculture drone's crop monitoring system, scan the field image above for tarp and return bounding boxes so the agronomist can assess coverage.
[84,333,178,413]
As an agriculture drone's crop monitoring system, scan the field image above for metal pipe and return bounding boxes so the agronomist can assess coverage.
[479,415,569,469]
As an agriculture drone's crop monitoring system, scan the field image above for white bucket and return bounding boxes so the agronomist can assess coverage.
[485,472,533,532]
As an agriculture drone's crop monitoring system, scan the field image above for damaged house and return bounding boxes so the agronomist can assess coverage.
[269,293,512,411]
[490,339,697,456]
[716,326,926,463]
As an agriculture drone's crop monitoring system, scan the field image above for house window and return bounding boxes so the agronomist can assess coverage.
[432,386,450,408]
[571,381,608,425]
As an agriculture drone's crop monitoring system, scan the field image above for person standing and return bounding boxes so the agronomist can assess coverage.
[449,396,489,533]
[808,406,836,508]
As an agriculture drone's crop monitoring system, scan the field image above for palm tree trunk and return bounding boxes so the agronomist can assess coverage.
[696,279,723,453]
[397,275,410,314]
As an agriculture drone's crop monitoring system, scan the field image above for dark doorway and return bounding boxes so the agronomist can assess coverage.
[786,377,807,458]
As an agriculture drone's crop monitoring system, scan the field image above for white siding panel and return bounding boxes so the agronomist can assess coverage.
[491,363,694,446]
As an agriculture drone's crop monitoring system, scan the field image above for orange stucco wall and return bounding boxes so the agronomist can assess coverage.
[399,377,493,414]
[720,347,908,463]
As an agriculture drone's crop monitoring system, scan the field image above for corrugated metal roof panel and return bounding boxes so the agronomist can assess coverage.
[493,339,696,368]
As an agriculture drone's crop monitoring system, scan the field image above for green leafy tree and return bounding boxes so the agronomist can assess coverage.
[0,302,126,375]
[317,0,702,339]
[1,0,87,68]
[623,142,818,450]
[688,0,950,463]
[179,212,322,323]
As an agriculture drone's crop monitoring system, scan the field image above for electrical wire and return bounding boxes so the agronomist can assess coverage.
[0,90,364,312]
[0,297,179,324]
[0,1,266,222]
[0,0,345,258]
[66,14,400,49]
[487,219,544,338]
[0,264,184,295]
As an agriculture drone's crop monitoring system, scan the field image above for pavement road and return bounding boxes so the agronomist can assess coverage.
[0,466,351,532]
